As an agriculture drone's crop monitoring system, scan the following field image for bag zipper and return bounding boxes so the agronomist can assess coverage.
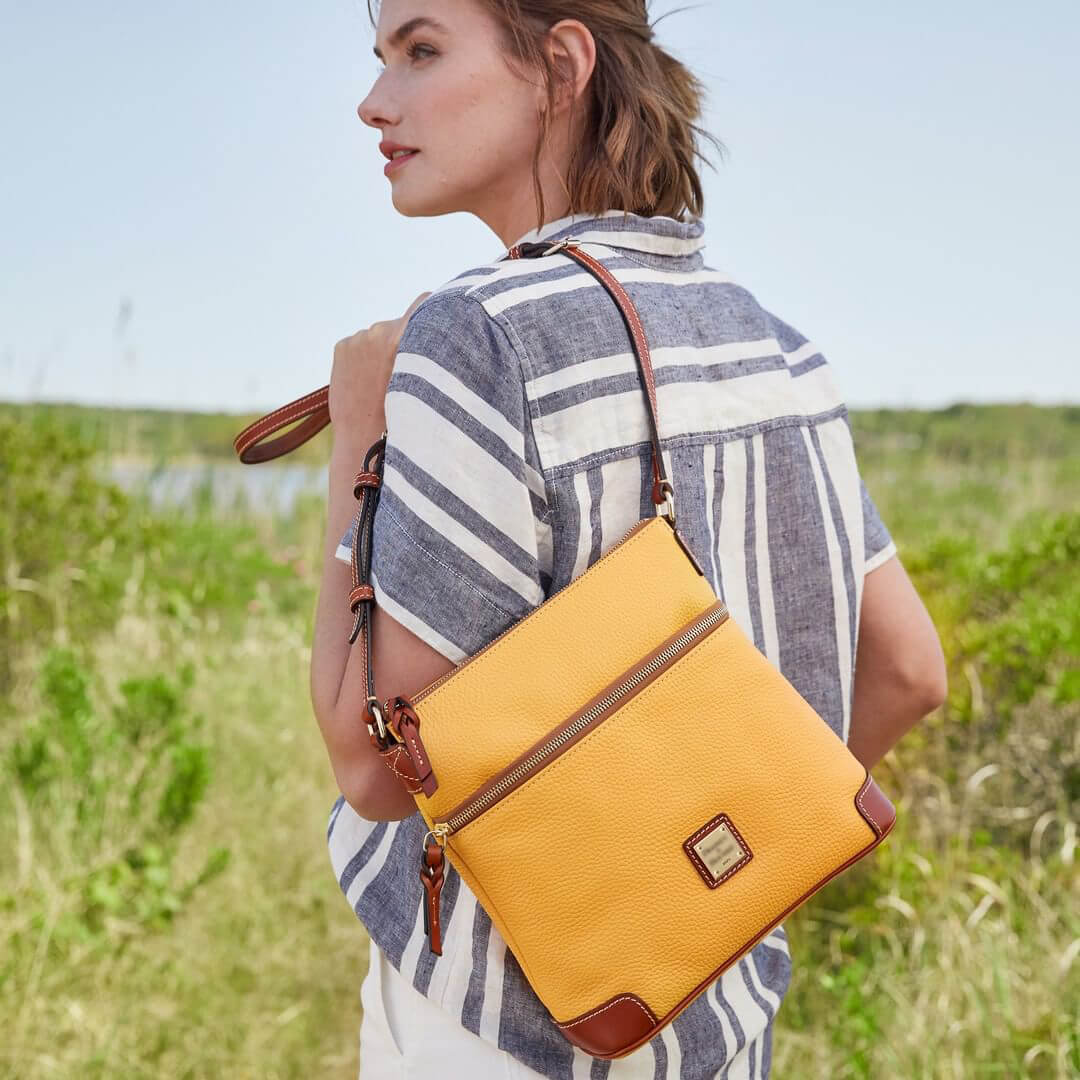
[418,597,729,952]
[388,515,657,792]
[392,516,704,791]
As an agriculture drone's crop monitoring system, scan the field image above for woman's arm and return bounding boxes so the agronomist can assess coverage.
[848,554,948,770]
[308,292,454,822]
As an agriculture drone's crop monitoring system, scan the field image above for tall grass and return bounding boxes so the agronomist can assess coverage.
[1,409,360,1077]
[1,402,1077,1078]
[768,407,1079,1078]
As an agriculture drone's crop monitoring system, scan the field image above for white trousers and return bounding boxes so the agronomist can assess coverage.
[358,935,773,1078]
[358,936,544,1079]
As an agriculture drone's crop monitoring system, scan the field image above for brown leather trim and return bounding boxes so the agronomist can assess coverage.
[671,524,706,576]
[682,812,753,888]
[378,744,423,794]
[553,994,658,1056]
[233,385,331,463]
[352,470,380,498]
[562,247,665,506]
[437,599,729,830]
[853,771,896,838]
[349,584,375,611]
[396,714,437,797]
[556,769,898,1059]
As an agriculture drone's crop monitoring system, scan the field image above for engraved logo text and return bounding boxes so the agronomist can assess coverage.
[683,813,752,887]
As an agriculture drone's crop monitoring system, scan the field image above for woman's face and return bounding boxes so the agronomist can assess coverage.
[357,0,561,243]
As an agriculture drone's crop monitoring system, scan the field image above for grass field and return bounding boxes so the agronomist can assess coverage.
[1,402,1077,1078]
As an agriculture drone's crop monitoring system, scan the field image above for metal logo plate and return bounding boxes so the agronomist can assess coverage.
[683,813,752,887]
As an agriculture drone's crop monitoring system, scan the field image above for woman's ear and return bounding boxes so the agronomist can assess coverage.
[542,19,596,114]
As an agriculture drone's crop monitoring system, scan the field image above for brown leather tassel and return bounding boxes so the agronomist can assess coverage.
[419,836,445,954]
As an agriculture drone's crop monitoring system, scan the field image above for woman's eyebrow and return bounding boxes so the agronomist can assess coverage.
[373,16,450,60]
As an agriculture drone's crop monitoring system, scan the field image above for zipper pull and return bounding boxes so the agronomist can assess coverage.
[391,698,439,797]
[420,825,448,955]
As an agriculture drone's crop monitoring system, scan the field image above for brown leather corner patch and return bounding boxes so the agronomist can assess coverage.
[683,813,752,888]
[555,992,658,1058]
[854,772,897,839]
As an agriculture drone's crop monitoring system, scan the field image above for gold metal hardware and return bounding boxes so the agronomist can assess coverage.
[656,479,676,525]
[367,696,388,740]
[425,824,449,848]
[691,822,745,879]
[542,238,581,256]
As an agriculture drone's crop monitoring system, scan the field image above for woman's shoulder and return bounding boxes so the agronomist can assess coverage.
[403,247,848,435]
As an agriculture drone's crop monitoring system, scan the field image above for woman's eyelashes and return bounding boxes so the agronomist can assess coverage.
[406,41,437,61]
[375,41,437,73]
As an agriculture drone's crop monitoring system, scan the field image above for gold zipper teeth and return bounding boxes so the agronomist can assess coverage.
[439,602,728,835]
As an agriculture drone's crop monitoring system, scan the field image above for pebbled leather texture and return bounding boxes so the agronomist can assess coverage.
[404,511,895,1056]
[411,516,716,822]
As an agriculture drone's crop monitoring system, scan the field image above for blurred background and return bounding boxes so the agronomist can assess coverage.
[1,2,1077,1077]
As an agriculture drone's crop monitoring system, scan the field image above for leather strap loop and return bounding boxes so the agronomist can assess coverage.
[233,385,331,463]
[348,583,375,611]
[353,471,381,498]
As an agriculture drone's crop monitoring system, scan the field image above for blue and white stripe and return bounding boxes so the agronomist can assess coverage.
[331,208,896,1078]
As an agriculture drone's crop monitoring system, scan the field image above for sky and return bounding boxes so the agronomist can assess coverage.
[2,1,1078,413]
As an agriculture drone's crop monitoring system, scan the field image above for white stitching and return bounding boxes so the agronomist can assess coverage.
[580,251,651,378]
[683,814,752,887]
[236,387,327,438]
[236,402,323,448]
[555,994,655,1029]
[234,389,329,452]
[383,747,423,792]
[254,385,327,422]
[404,732,426,769]
[573,250,661,467]
[855,773,880,835]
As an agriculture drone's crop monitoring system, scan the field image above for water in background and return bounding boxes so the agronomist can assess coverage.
[106,461,328,515]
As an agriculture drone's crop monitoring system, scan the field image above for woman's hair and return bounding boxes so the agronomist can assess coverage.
[365,1,726,227]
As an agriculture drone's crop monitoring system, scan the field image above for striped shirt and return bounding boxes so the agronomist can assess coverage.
[329,208,897,1079]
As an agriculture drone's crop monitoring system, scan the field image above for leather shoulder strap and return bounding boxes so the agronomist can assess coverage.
[505,239,671,508]
[231,237,672,513]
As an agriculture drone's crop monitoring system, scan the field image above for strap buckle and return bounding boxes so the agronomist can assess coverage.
[366,696,388,741]
[542,238,580,256]
[656,479,676,526]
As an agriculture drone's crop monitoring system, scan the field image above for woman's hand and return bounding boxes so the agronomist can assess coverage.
[329,290,433,430]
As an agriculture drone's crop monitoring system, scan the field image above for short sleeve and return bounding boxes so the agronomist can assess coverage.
[335,293,551,664]
[861,476,897,573]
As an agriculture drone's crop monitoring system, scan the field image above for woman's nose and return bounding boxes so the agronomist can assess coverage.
[357,91,393,129]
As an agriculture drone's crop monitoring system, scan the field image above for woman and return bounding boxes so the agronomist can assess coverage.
[309,1,947,1077]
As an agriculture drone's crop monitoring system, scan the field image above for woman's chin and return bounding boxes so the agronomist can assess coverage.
[389,183,460,219]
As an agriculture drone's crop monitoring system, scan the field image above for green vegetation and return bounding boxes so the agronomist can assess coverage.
[1,402,1077,1078]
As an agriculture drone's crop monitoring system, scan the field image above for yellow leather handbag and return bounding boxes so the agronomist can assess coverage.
[234,238,896,1060]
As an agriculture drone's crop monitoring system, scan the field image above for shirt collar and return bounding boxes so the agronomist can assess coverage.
[496,208,706,261]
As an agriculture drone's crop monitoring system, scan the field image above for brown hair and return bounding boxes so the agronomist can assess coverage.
[365,1,726,228]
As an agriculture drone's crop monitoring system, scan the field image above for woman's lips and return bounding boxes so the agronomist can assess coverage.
[384,150,420,177]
